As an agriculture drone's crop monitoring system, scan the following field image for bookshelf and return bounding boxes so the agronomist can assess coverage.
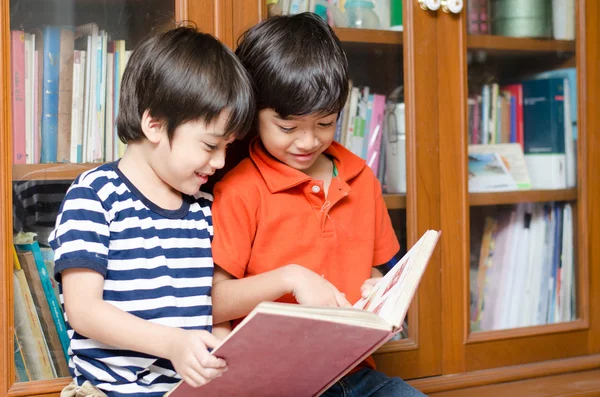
[1,0,600,397]
[334,27,403,45]
[469,188,578,206]
[467,35,576,53]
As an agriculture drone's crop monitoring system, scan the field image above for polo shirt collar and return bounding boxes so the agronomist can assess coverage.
[249,137,365,193]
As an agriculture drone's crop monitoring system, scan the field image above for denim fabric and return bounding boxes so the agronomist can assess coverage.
[321,368,427,397]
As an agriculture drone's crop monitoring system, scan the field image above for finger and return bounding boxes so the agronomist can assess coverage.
[199,365,228,380]
[182,369,210,388]
[335,291,352,307]
[200,331,224,350]
[197,347,227,368]
[364,278,380,287]
[361,285,373,298]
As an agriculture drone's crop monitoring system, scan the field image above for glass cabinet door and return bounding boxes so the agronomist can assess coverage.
[440,0,593,373]
[6,0,175,388]
[259,0,442,380]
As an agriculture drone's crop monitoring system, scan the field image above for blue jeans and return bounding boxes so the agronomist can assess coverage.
[321,368,427,397]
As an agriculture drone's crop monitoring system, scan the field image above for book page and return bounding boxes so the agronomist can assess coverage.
[354,230,441,329]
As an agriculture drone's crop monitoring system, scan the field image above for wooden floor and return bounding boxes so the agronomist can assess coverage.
[429,369,600,397]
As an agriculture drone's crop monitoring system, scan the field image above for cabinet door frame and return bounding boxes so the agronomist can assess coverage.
[437,0,600,381]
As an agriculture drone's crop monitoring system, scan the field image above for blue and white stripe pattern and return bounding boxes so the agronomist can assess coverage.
[49,162,214,397]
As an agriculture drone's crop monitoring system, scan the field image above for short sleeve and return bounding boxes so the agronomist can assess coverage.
[49,184,111,282]
[373,179,400,266]
[211,181,257,279]
[194,191,214,241]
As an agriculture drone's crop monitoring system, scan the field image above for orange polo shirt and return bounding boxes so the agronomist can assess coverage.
[211,137,400,367]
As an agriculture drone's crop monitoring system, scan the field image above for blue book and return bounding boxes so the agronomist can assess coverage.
[522,78,565,155]
[41,26,62,163]
[522,78,567,189]
[509,95,517,143]
[533,68,577,140]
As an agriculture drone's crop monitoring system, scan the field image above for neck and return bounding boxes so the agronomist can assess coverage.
[118,142,183,210]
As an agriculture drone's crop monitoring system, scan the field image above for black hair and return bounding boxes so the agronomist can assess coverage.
[235,12,349,118]
[117,25,255,143]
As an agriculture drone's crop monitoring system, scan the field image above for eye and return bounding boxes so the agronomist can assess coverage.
[278,125,296,133]
[318,121,335,128]
[204,143,218,151]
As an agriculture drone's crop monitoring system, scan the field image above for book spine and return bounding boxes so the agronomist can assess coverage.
[57,28,75,163]
[41,26,61,163]
[11,30,26,164]
[16,242,70,360]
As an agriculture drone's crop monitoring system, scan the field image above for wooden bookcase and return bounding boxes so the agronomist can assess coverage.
[1,0,599,396]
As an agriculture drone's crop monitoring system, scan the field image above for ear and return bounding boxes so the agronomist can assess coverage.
[140,109,165,144]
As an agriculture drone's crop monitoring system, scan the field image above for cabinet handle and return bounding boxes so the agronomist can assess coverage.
[441,0,463,14]
[418,0,441,11]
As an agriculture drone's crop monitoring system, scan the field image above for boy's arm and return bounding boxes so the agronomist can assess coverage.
[62,268,226,387]
[211,264,351,323]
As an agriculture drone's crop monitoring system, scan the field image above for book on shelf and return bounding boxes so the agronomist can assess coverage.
[165,230,441,397]
[9,23,131,165]
[470,202,575,331]
[468,152,517,193]
[468,71,577,190]
[468,143,531,192]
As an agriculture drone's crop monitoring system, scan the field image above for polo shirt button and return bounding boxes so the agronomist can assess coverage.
[311,185,321,194]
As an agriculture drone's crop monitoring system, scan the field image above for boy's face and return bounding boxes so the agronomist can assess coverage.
[152,112,234,196]
[258,109,338,173]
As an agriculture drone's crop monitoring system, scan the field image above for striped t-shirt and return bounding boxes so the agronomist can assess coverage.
[49,162,214,397]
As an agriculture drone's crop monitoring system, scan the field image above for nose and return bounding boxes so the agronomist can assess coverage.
[210,147,226,170]
[295,130,319,152]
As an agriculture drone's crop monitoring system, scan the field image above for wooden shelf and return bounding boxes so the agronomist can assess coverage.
[13,163,100,181]
[469,188,577,206]
[384,194,406,209]
[334,28,402,45]
[467,35,575,54]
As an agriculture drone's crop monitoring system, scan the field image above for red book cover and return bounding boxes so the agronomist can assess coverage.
[167,311,391,397]
[166,230,441,397]
[11,30,26,164]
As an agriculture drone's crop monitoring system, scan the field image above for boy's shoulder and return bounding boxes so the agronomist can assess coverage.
[71,162,120,191]
[193,191,214,207]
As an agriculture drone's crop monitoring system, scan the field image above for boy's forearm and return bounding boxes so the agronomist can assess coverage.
[68,299,182,360]
[211,265,294,323]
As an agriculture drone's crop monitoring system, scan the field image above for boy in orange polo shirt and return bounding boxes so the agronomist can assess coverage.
[211,12,426,397]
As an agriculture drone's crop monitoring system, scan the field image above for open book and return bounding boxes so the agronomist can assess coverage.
[165,229,441,397]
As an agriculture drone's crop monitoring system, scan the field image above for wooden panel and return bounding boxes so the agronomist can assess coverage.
[335,28,403,45]
[373,0,442,380]
[467,35,575,53]
[437,3,469,376]
[469,188,578,206]
[579,0,600,354]
[232,0,264,49]
[411,354,600,394]
[186,0,233,47]
[428,368,600,397]
[8,378,68,397]
[13,164,99,181]
[467,319,587,343]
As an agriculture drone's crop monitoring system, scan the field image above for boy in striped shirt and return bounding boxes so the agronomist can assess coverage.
[49,26,255,397]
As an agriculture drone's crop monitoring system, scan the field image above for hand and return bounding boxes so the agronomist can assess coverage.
[168,328,228,387]
[284,264,352,308]
[360,277,383,299]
